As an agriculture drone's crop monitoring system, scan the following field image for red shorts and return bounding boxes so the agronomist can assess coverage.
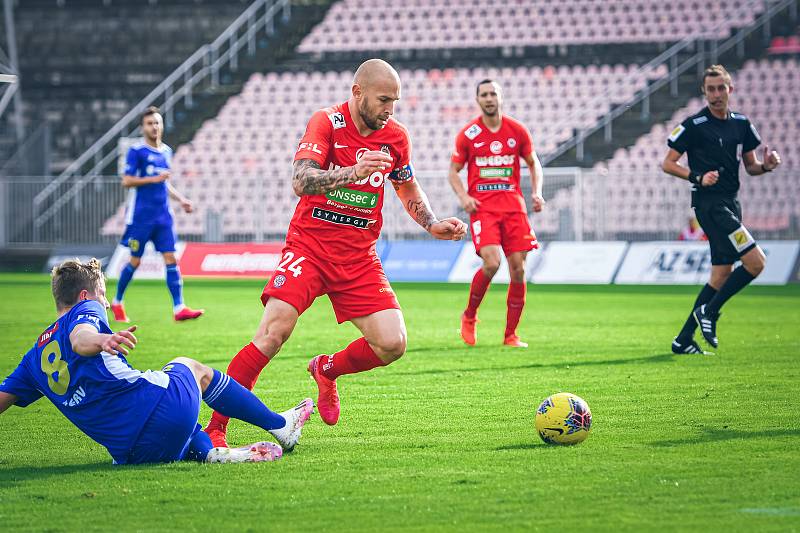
[470,210,538,256]
[261,246,400,323]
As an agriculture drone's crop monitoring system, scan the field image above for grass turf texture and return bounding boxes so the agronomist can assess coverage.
[0,274,798,532]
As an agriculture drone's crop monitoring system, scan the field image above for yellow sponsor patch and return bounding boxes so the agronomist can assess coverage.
[128,239,140,253]
[728,226,755,252]
[668,124,685,142]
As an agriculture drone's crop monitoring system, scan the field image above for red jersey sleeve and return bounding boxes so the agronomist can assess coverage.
[451,129,470,165]
[517,122,534,159]
[294,110,333,166]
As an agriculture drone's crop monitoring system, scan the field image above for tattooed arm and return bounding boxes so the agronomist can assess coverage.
[292,151,394,197]
[393,180,467,240]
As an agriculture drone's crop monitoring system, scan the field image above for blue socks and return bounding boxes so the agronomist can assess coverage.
[115,263,137,303]
[166,263,184,311]
[202,369,286,431]
[184,425,214,462]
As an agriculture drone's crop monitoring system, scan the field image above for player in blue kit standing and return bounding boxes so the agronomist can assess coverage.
[0,258,313,464]
[111,106,203,322]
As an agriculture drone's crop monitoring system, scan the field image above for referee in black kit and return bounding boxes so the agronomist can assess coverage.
[661,64,782,353]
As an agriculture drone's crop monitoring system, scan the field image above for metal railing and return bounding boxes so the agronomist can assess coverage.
[7,168,798,247]
[31,0,292,239]
[541,0,797,165]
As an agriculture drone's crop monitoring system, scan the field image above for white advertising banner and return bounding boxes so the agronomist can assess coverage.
[530,241,628,284]
[614,241,800,285]
[447,242,542,283]
[105,242,186,280]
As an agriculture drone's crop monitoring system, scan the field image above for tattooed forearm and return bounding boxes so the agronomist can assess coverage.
[406,199,437,230]
[292,159,357,196]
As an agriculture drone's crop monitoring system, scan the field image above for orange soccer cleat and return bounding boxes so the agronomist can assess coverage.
[503,334,528,348]
[460,313,478,346]
[203,420,229,448]
[110,302,130,323]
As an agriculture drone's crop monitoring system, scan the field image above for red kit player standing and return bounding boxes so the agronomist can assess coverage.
[204,59,467,445]
[449,79,545,348]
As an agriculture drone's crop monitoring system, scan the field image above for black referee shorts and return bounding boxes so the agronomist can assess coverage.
[693,197,757,266]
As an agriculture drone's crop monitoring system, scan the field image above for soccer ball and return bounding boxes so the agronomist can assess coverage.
[535,392,592,445]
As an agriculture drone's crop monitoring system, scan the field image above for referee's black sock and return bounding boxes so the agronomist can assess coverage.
[705,266,756,315]
[677,283,717,340]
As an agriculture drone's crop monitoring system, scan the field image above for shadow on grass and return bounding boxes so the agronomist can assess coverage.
[398,352,678,376]
[652,427,800,447]
[0,461,165,487]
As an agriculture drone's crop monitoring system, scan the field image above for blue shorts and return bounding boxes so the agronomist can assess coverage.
[124,363,202,464]
[121,222,176,257]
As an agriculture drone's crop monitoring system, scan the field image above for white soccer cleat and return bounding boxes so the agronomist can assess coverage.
[205,442,283,463]
[269,398,314,452]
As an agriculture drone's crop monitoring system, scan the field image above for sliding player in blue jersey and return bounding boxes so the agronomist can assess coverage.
[0,258,313,465]
[112,106,203,322]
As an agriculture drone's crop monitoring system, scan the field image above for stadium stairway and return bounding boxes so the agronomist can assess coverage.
[157,1,337,156]
[547,6,800,168]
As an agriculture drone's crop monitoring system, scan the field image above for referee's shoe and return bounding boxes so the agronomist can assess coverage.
[693,305,720,348]
[671,336,709,355]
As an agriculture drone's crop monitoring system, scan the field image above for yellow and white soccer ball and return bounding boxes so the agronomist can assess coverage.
[535,392,592,445]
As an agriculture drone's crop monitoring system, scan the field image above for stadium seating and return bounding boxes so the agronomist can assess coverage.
[101,62,666,238]
[4,0,251,171]
[533,58,800,238]
[298,0,767,52]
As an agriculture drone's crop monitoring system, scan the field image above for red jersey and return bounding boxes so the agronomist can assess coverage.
[452,115,533,214]
[290,101,413,264]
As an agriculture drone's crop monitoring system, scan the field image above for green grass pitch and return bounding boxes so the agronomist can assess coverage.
[0,274,798,532]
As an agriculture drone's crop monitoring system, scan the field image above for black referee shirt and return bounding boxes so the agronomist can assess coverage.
[667,106,761,204]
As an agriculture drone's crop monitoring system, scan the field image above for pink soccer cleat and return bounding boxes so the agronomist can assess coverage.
[308,356,340,426]
[174,306,204,321]
[205,441,283,463]
[269,398,314,451]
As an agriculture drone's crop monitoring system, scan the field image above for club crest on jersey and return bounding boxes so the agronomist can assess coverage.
[465,124,482,140]
[490,141,503,154]
[380,144,391,156]
[38,322,59,347]
[329,112,346,129]
[273,274,287,288]
[507,138,517,148]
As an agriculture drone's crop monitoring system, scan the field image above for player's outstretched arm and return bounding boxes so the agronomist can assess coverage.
[121,172,169,188]
[70,324,138,357]
[393,180,467,240]
[743,145,781,175]
[292,151,393,196]
[0,391,17,415]
[167,183,194,213]
[661,149,718,187]
[523,151,546,213]
[447,161,481,214]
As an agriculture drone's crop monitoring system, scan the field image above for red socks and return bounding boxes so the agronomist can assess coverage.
[505,281,526,337]
[207,342,270,429]
[465,269,491,319]
[319,337,386,381]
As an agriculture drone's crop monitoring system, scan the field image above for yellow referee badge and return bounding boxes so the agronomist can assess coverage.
[668,124,685,142]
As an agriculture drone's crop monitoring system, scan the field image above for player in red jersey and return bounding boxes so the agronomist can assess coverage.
[204,59,466,445]
[448,79,545,348]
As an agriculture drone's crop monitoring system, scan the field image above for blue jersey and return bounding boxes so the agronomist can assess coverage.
[0,300,171,464]
[123,142,173,226]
